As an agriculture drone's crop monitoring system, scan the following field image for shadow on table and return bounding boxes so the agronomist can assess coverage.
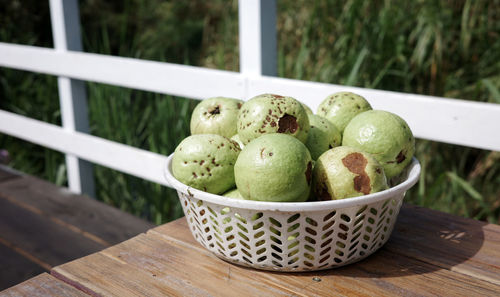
[319,204,486,278]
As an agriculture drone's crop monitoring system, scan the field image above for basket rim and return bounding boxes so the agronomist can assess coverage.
[164,153,420,211]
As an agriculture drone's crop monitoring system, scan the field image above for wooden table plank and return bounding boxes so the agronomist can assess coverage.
[150,216,500,296]
[52,205,500,297]
[0,243,46,291]
[388,204,500,285]
[0,174,154,246]
[0,165,21,183]
[0,197,106,267]
[152,204,500,286]
[52,252,216,297]
[0,166,154,291]
[0,273,88,297]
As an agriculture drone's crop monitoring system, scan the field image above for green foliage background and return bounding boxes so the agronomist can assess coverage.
[1,0,499,224]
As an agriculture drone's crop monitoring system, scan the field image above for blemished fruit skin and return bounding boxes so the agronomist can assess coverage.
[234,134,313,202]
[342,110,415,178]
[301,102,314,116]
[190,97,244,138]
[317,92,372,134]
[313,146,388,200]
[305,115,342,160]
[230,134,244,150]
[237,94,310,145]
[222,188,244,199]
[172,134,241,194]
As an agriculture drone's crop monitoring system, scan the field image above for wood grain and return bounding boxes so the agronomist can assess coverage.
[0,197,106,267]
[0,273,88,297]
[388,204,500,285]
[52,206,500,297]
[0,174,153,246]
[151,217,500,296]
[0,167,155,291]
[0,243,46,291]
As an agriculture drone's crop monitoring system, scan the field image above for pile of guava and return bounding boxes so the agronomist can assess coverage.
[171,92,415,202]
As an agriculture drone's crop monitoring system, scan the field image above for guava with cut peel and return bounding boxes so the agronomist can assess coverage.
[317,92,372,134]
[312,146,388,200]
[190,97,244,138]
[172,134,240,194]
[305,115,342,160]
[234,134,313,202]
[342,110,415,178]
[237,94,310,144]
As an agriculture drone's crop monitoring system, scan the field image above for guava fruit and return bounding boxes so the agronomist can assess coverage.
[223,188,244,199]
[305,115,342,160]
[190,97,243,138]
[237,94,310,144]
[312,146,388,200]
[301,102,314,116]
[230,134,244,150]
[234,134,312,202]
[342,110,415,178]
[317,92,372,134]
[172,134,240,194]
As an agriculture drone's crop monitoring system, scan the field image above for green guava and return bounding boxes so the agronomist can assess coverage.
[317,92,372,134]
[190,97,243,138]
[342,110,415,178]
[312,146,388,200]
[305,115,342,160]
[301,102,314,116]
[237,94,310,144]
[230,134,244,150]
[222,188,244,199]
[234,134,312,202]
[172,134,240,194]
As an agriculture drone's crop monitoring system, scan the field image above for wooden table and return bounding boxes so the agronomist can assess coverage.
[0,166,153,290]
[2,204,500,297]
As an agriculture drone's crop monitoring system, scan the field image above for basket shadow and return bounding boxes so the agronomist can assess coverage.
[313,204,486,278]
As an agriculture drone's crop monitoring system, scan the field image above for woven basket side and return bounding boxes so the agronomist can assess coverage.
[180,191,405,272]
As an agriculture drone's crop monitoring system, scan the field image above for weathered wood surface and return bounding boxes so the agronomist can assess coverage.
[0,242,46,291]
[51,204,500,297]
[0,166,154,291]
[0,273,88,297]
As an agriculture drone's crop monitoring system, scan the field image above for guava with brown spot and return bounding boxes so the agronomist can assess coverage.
[172,134,240,194]
[316,92,372,134]
[234,134,312,202]
[342,110,415,178]
[305,115,342,160]
[190,97,244,138]
[237,94,310,145]
[230,134,244,150]
[312,146,387,200]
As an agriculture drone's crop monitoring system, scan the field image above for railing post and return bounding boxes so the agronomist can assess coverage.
[238,0,277,78]
[49,0,95,197]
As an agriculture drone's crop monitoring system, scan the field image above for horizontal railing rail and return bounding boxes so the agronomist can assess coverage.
[0,109,169,186]
[1,42,499,154]
[0,42,245,100]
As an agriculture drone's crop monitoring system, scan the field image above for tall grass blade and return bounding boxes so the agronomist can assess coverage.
[345,47,368,86]
[446,172,483,202]
[481,79,500,103]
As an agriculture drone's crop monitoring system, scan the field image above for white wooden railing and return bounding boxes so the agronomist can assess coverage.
[1,0,499,197]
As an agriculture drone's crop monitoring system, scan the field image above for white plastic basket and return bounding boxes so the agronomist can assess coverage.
[164,154,420,272]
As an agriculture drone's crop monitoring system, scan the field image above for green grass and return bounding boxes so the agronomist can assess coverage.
[87,83,196,223]
[0,0,499,224]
